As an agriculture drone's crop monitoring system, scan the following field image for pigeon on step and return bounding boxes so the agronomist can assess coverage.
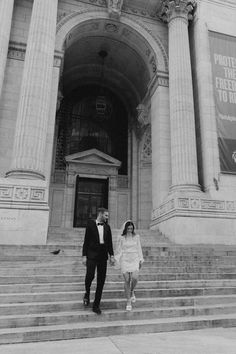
[50,249,61,255]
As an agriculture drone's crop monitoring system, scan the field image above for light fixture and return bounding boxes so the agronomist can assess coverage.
[96,50,108,115]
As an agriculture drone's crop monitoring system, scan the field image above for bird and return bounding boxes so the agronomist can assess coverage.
[50,249,61,255]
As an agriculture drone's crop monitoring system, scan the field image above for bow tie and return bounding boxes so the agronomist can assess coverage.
[97,222,104,226]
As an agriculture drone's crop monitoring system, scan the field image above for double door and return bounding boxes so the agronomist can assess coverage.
[74,177,108,227]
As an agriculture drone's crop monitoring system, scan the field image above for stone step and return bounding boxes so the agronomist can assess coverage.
[1,294,236,316]
[1,279,236,294]
[0,313,235,344]
[2,252,236,263]
[1,286,236,304]
[1,273,236,284]
[1,266,236,276]
[1,303,236,330]
[2,258,236,266]
[1,244,236,255]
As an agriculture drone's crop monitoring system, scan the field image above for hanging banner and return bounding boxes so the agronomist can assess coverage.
[209,31,236,173]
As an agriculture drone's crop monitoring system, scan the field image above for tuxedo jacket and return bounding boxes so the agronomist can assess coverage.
[82,219,114,260]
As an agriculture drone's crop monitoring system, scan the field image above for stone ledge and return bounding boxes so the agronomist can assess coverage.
[152,197,236,223]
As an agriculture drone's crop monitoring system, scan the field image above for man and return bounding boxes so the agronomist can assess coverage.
[82,207,115,314]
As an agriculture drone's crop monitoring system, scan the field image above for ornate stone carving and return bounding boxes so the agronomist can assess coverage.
[0,187,13,199]
[30,189,45,201]
[152,197,236,221]
[56,10,168,72]
[136,104,150,127]
[0,185,46,203]
[160,0,196,23]
[142,126,152,160]
[107,0,124,19]
[105,22,119,32]
[14,188,29,200]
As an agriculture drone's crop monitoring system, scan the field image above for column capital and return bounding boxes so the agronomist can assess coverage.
[160,0,196,24]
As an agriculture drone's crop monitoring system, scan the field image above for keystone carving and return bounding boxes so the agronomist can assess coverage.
[107,0,124,19]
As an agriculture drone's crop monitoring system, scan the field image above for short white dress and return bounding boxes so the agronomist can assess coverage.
[115,234,144,273]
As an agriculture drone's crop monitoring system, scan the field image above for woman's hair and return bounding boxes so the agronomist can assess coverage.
[122,221,135,236]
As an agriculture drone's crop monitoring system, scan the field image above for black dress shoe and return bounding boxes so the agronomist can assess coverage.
[83,293,90,306]
[92,306,102,315]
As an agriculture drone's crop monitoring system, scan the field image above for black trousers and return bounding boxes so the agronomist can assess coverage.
[85,245,107,308]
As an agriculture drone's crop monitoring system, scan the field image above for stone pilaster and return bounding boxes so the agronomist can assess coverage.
[0,0,14,99]
[150,76,171,210]
[6,0,58,180]
[160,0,200,192]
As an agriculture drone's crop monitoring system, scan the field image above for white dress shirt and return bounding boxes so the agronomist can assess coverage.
[96,221,104,244]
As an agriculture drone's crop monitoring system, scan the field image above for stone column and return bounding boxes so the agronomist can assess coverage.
[0,0,14,99]
[6,0,58,180]
[193,17,220,194]
[161,0,200,192]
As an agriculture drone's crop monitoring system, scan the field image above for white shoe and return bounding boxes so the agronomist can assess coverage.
[126,303,132,311]
[131,291,136,303]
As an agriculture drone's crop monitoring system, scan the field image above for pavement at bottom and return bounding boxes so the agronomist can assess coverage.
[0,328,236,354]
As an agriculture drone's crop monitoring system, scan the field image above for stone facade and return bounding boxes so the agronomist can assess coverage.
[0,0,236,244]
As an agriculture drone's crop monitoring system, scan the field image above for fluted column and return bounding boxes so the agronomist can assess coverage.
[161,0,200,192]
[0,0,14,99]
[193,17,220,194]
[6,0,58,180]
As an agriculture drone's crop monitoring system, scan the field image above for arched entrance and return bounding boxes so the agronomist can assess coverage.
[49,12,168,229]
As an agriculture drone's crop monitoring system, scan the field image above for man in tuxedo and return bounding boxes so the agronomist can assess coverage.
[82,207,115,314]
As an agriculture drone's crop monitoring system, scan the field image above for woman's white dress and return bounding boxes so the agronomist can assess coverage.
[115,234,144,273]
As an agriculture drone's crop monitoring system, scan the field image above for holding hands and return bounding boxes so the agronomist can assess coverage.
[110,255,115,266]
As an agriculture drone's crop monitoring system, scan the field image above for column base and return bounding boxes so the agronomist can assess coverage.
[169,183,202,194]
[6,169,45,180]
[0,177,49,244]
[151,195,236,245]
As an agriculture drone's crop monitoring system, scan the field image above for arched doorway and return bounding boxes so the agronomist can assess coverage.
[49,14,167,229]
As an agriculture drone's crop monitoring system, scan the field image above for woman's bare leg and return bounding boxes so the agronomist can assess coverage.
[130,270,139,297]
[123,272,131,300]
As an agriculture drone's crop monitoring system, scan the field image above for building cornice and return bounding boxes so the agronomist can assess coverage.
[199,0,236,8]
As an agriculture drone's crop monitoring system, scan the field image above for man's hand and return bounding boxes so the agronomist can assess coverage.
[110,255,115,266]
[82,256,87,266]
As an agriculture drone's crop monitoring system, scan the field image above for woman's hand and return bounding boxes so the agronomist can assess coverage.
[110,255,115,266]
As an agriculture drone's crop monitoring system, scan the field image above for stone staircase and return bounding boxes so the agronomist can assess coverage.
[0,229,236,344]
[47,227,170,245]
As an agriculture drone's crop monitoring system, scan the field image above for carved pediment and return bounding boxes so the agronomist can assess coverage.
[65,149,121,168]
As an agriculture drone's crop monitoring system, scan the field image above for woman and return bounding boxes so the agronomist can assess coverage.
[115,220,144,311]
